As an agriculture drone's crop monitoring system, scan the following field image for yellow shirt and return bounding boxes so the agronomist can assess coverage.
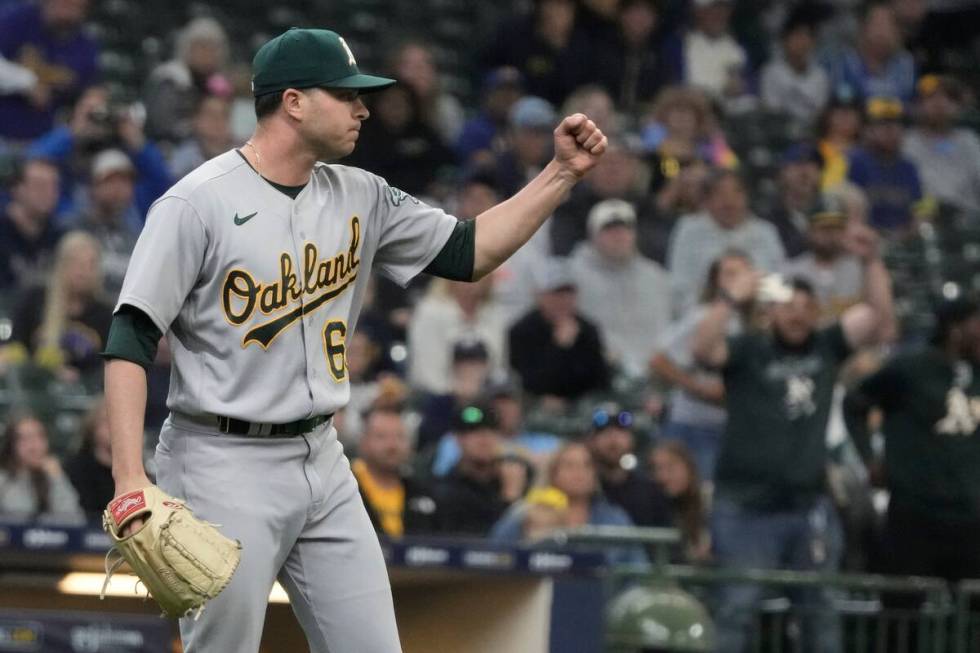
[351,459,405,537]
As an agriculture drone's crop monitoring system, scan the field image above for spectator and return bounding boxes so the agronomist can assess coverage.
[431,403,513,535]
[846,297,980,582]
[342,326,408,450]
[352,407,438,537]
[74,149,141,296]
[0,157,62,293]
[490,441,646,565]
[766,143,825,258]
[551,137,653,258]
[481,0,591,105]
[847,96,923,231]
[345,84,454,197]
[389,39,465,147]
[760,7,830,129]
[454,67,524,165]
[508,259,610,403]
[0,412,82,520]
[783,197,897,334]
[10,230,112,383]
[570,198,671,376]
[641,85,738,195]
[431,374,562,477]
[586,402,672,527]
[667,170,785,314]
[651,251,753,480]
[903,74,980,215]
[693,268,887,653]
[168,94,235,179]
[143,17,231,144]
[816,94,864,191]
[824,2,916,104]
[27,85,173,223]
[64,396,112,520]
[0,0,99,142]
[672,0,748,99]
[408,277,507,395]
[588,0,669,113]
[494,96,557,197]
[650,440,709,561]
[416,340,492,452]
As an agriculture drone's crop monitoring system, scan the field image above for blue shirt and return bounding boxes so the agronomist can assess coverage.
[847,148,922,230]
[0,2,99,139]
[823,47,915,104]
[431,430,563,477]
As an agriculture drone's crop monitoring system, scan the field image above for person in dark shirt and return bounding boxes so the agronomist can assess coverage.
[64,396,113,520]
[508,259,610,403]
[585,402,671,527]
[693,270,885,653]
[454,67,524,165]
[0,158,63,295]
[481,0,593,106]
[352,407,438,538]
[10,230,113,383]
[0,0,100,141]
[432,403,513,536]
[846,297,980,583]
[847,96,923,231]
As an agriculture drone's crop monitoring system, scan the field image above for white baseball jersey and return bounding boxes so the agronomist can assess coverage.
[116,150,457,422]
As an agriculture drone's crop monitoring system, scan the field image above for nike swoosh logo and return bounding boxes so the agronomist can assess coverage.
[234,212,258,226]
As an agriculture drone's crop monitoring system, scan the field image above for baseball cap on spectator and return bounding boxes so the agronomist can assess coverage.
[917,74,963,102]
[483,66,524,93]
[510,96,557,131]
[452,339,489,363]
[808,194,847,229]
[588,199,637,237]
[865,97,905,123]
[780,142,823,168]
[535,258,577,293]
[251,28,395,96]
[453,402,498,433]
[91,149,135,181]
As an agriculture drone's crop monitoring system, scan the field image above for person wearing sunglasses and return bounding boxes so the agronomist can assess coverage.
[585,402,671,528]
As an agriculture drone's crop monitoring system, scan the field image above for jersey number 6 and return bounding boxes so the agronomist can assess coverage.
[322,320,347,381]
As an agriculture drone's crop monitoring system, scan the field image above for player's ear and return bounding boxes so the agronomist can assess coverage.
[282,88,306,121]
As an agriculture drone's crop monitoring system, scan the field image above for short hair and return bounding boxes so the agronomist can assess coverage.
[254,90,285,120]
[702,168,745,197]
[360,405,404,428]
[789,276,817,298]
[7,157,57,191]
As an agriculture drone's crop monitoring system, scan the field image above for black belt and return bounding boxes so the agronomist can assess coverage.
[172,412,333,437]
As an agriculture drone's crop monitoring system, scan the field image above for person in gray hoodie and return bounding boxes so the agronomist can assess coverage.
[571,198,671,377]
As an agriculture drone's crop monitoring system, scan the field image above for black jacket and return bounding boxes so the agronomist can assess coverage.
[359,475,439,537]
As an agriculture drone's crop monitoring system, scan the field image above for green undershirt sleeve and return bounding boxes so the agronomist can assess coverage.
[422,218,476,282]
[101,305,164,369]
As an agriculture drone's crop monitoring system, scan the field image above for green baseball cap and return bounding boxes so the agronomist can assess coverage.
[251,28,396,97]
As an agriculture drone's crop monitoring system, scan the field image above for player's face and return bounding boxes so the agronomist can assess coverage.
[300,88,369,160]
[772,290,819,346]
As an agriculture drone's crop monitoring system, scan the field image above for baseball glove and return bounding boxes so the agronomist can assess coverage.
[101,486,242,619]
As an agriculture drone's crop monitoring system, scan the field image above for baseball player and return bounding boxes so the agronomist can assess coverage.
[102,27,607,653]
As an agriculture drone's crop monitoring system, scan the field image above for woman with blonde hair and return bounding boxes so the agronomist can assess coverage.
[10,230,113,382]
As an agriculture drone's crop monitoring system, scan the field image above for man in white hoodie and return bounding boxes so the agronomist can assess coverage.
[571,198,671,377]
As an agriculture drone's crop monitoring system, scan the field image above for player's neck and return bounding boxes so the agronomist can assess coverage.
[244,127,316,186]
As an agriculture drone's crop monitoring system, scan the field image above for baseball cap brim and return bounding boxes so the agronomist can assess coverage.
[325,73,397,93]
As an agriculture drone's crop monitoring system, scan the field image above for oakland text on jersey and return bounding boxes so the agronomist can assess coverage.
[221,216,361,349]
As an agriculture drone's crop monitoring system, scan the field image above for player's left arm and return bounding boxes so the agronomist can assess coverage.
[471,113,607,280]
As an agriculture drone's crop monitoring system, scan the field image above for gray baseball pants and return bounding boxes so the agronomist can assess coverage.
[155,414,402,653]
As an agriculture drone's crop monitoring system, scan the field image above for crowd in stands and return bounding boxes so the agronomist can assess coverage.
[1,0,980,644]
